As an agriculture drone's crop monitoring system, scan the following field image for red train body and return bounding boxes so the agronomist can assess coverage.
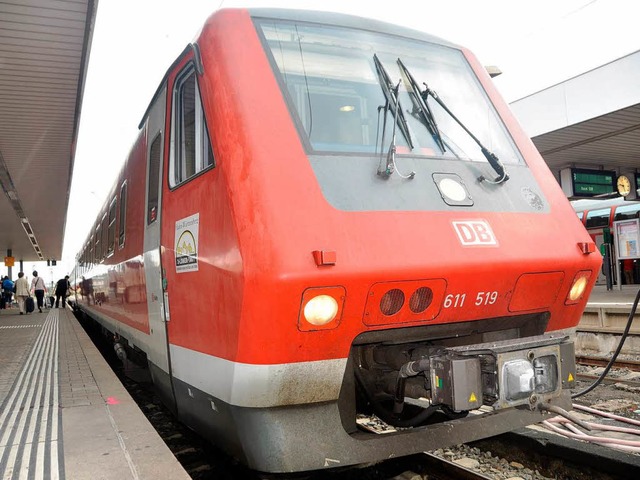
[71,9,601,473]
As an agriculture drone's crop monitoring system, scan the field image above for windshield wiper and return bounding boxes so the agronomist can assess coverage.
[396,59,509,184]
[373,55,417,179]
[396,58,446,153]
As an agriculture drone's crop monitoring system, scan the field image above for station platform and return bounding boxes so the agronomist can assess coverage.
[580,284,640,334]
[587,284,640,307]
[0,306,190,480]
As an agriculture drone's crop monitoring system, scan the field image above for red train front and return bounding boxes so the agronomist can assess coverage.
[71,8,601,473]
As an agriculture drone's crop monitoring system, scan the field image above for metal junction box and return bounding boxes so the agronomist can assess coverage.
[430,355,483,411]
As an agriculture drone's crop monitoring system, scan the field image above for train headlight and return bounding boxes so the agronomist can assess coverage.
[298,287,345,331]
[304,295,338,325]
[502,359,534,401]
[565,271,591,304]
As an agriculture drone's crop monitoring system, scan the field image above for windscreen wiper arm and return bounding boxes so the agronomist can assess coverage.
[396,58,446,153]
[373,54,414,151]
[397,59,508,184]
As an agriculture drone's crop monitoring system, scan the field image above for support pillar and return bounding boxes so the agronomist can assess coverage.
[6,249,12,279]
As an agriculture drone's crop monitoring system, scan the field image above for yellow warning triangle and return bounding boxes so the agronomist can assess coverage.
[568,373,574,382]
[469,392,477,402]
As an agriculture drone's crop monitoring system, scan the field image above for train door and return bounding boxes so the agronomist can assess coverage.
[143,87,175,409]
[158,60,216,408]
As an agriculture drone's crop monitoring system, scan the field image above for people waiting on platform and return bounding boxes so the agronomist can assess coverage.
[55,275,71,308]
[1,276,14,309]
[14,272,30,315]
[623,259,635,285]
[30,271,47,313]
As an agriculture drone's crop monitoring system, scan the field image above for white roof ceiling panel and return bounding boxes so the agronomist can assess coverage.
[0,0,98,263]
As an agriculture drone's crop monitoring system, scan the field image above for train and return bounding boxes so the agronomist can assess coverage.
[573,197,640,285]
[69,8,602,473]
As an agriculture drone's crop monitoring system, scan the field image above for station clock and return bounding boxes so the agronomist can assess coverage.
[617,174,631,196]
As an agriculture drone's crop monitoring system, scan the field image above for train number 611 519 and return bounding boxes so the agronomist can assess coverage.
[443,291,498,308]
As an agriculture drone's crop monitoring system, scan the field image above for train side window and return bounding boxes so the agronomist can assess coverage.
[169,66,214,187]
[585,208,611,228]
[87,238,92,268]
[102,214,108,260]
[119,181,127,248]
[614,203,640,221]
[107,197,117,256]
[94,227,100,264]
[147,134,162,225]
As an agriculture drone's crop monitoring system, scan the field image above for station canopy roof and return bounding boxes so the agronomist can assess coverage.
[0,0,98,263]
[510,50,640,187]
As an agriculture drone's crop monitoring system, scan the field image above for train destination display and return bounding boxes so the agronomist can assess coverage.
[561,167,616,198]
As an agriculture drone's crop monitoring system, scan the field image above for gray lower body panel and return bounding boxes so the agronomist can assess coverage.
[170,375,572,473]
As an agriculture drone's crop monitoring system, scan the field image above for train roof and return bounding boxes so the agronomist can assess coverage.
[246,8,457,48]
[572,197,640,213]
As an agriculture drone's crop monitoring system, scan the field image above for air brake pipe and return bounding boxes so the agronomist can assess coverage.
[550,416,640,436]
[538,402,592,431]
[573,403,640,427]
[542,421,640,452]
[393,358,431,414]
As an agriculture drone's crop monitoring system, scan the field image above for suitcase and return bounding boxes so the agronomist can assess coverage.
[47,296,55,308]
[25,296,35,313]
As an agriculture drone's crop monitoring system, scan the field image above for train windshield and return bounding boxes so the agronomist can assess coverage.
[256,19,523,166]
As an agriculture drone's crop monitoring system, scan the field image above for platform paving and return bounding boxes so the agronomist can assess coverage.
[0,306,190,480]
[587,284,640,307]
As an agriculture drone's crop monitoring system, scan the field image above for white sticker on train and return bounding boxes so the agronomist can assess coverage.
[175,213,200,272]
[452,220,497,246]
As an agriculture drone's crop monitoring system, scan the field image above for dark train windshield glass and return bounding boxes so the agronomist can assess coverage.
[585,208,611,228]
[256,20,523,166]
[614,203,640,221]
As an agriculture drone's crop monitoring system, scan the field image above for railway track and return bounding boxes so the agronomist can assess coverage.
[121,381,640,480]
[80,322,524,479]
[77,312,639,480]
[576,355,640,372]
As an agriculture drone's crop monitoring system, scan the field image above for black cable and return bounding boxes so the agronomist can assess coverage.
[571,286,640,399]
[354,365,437,428]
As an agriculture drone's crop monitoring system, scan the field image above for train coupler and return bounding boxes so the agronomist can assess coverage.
[430,333,575,412]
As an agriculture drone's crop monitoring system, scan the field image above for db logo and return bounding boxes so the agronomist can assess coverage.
[453,220,497,246]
